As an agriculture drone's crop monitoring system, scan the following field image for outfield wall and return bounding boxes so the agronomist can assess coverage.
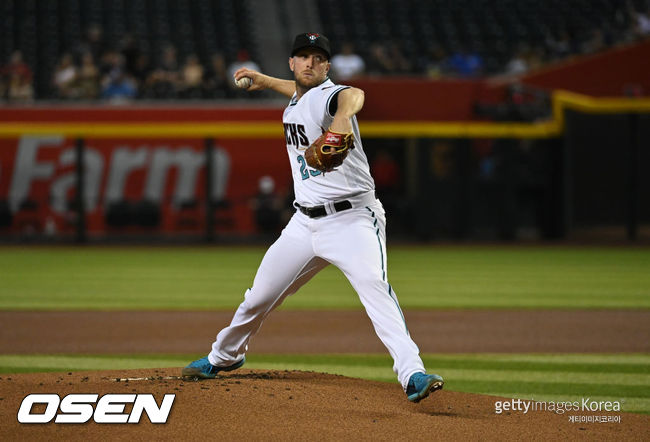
[0,90,648,241]
[0,135,290,236]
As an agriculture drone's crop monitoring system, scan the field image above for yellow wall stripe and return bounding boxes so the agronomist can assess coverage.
[0,91,648,139]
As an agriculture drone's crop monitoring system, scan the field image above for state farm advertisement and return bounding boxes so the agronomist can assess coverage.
[0,136,291,236]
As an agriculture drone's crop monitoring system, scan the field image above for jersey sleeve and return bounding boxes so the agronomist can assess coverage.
[311,84,351,129]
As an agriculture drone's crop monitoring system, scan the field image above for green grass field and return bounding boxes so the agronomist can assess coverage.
[1,246,648,414]
[1,353,648,414]
[0,246,649,310]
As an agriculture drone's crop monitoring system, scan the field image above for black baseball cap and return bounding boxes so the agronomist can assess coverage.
[291,33,331,59]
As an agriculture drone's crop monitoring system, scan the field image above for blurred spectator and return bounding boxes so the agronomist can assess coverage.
[180,54,204,99]
[366,43,394,75]
[503,44,545,76]
[628,1,650,37]
[227,49,260,96]
[447,45,484,77]
[251,176,283,234]
[7,71,34,102]
[100,50,136,102]
[545,29,573,60]
[52,53,78,98]
[227,49,260,78]
[77,52,100,99]
[99,50,126,83]
[330,42,365,81]
[2,51,32,84]
[98,49,118,79]
[147,44,180,99]
[505,45,529,75]
[203,52,231,99]
[420,44,450,78]
[120,33,141,76]
[387,42,413,74]
[526,46,546,71]
[132,53,152,95]
[366,41,411,75]
[1,50,34,102]
[101,69,137,102]
[637,7,650,35]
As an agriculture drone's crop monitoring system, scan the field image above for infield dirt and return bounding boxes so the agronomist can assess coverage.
[1,309,649,440]
[2,309,649,353]
[1,369,649,441]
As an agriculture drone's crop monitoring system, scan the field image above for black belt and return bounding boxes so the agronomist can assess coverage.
[297,200,352,218]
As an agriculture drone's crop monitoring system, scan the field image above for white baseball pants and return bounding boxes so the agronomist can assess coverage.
[208,195,425,390]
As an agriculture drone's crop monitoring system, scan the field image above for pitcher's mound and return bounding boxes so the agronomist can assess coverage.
[1,369,646,441]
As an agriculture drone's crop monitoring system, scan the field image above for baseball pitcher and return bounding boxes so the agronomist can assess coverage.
[183,33,443,403]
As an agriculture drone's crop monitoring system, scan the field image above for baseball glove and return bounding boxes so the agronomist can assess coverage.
[305,129,355,173]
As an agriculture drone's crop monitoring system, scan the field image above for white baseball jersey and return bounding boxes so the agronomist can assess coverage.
[282,78,375,206]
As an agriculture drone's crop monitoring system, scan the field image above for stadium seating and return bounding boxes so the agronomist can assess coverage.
[317,0,637,74]
[1,0,260,99]
[0,0,643,99]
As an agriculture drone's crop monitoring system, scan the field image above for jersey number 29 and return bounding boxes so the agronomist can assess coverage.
[297,155,322,180]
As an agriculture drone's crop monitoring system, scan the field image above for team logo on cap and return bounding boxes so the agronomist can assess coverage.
[307,33,320,41]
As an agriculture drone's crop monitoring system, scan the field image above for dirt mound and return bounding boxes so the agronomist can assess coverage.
[1,369,647,441]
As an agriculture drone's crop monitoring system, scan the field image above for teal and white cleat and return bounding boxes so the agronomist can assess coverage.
[182,356,245,379]
[406,372,444,403]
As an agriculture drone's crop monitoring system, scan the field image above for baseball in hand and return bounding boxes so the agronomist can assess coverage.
[235,76,252,89]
